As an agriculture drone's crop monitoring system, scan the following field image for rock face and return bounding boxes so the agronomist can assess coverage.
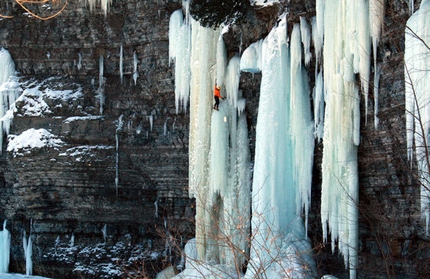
[0,0,193,278]
[0,0,428,278]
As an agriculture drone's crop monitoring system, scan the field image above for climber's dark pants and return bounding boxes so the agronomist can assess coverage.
[214,96,220,109]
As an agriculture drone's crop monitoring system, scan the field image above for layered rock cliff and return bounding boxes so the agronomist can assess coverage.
[0,0,193,278]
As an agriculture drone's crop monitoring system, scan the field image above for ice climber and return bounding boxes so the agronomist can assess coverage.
[213,83,224,111]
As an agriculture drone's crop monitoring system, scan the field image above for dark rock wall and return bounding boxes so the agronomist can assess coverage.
[0,0,193,277]
[357,1,430,278]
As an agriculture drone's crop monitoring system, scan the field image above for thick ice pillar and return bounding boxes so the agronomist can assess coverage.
[169,9,191,114]
[186,18,220,261]
[244,17,316,279]
[170,7,253,272]
[405,0,430,232]
[0,48,18,154]
[317,1,366,278]
[0,220,11,273]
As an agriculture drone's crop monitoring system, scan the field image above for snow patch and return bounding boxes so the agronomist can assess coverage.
[58,145,114,161]
[250,0,279,6]
[7,128,64,157]
[63,115,104,124]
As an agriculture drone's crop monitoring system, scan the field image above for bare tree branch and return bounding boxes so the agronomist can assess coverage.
[406,25,430,51]
[0,0,68,20]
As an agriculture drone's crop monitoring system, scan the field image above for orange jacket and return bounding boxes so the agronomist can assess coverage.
[214,85,222,98]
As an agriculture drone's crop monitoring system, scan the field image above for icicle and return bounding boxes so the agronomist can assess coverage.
[154,198,159,218]
[163,220,173,261]
[291,23,302,74]
[0,77,20,140]
[172,117,176,133]
[149,115,153,131]
[0,48,18,155]
[405,0,430,233]
[163,117,170,136]
[119,44,123,84]
[290,24,315,239]
[369,0,384,68]
[246,15,316,278]
[96,88,105,115]
[97,55,105,115]
[183,0,190,24]
[216,34,227,89]
[55,236,60,250]
[169,10,183,64]
[357,0,371,125]
[225,55,241,108]
[81,0,112,16]
[237,95,246,116]
[23,231,33,276]
[102,224,107,242]
[0,220,11,273]
[319,0,367,277]
[369,0,384,128]
[115,115,124,197]
[169,9,191,114]
[69,234,75,247]
[373,63,381,129]
[240,39,263,73]
[133,51,139,85]
[313,71,324,140]
[300,16,312,66]
[77,52,82,71]
[99,55,104,88]
[314,2,324,64]
[0,48,16,93]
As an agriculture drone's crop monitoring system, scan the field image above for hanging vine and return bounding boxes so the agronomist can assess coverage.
[0,0,68,20]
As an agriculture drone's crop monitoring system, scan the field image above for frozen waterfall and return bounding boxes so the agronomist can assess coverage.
[318,0,361,277]
[169,9,191,114]
[170,0,386,276]
[241,17,316,279]
[0,48,19,155]
[187,18,252,268]
[170,8,252,277]
[170,6,316,277]
[0,220,11,273]
[314,0,385,277]
[405,0,430,232]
